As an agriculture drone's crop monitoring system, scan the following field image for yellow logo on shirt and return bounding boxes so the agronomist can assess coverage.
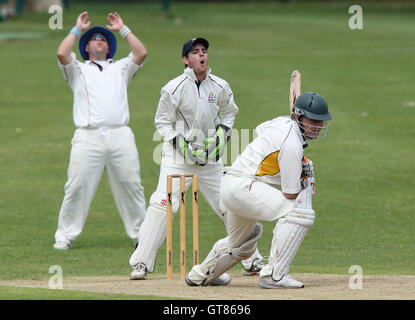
[256,151,280,176]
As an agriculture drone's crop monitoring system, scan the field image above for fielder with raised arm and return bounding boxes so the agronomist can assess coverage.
[129,37,264,281]
[53,12,147,250]
[186,92,331,288]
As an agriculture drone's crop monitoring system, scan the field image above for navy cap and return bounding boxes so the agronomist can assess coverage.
[79,26,117,60]
[182,37,209,57]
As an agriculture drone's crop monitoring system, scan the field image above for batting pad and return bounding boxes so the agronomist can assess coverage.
[266,185,315,280]
[203,223,263,285]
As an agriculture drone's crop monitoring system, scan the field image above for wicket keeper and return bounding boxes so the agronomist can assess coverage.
[129,37,264,281]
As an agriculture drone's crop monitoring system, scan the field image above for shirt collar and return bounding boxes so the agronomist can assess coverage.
[184,67,211,82]
[85,59,113,65]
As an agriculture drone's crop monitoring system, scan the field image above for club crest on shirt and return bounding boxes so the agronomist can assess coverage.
[208,92,216,103]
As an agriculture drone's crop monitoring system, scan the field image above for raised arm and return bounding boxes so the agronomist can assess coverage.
[106,12,147,66]
[57,11,91,65]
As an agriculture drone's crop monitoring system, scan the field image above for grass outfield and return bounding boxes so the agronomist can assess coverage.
[0,1,414,299]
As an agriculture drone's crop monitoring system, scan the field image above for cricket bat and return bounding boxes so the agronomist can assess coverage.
[289,70,301,114]
[290,70,316,193]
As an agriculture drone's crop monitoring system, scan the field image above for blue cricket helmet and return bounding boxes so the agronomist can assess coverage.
[79,26,117,60]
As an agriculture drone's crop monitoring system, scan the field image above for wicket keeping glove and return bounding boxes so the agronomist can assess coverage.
[205,124,231,162]
[173,134,206,166]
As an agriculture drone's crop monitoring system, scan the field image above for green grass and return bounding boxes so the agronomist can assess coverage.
[0,1,414,299]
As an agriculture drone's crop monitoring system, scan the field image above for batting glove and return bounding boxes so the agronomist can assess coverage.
[301,175,317,195]
[301,157,316,194]
[302,157,314,178]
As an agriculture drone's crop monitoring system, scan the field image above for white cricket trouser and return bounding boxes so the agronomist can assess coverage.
[220,173,296,247]
[54,126,147,244]
[129,141,224,271]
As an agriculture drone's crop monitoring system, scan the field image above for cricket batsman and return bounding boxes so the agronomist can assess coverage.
[186,92,332,288]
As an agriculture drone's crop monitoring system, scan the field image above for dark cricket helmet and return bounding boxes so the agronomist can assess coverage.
[293,92,332,121]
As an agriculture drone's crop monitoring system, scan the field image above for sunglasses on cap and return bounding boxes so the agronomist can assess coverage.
[89,34,107,42]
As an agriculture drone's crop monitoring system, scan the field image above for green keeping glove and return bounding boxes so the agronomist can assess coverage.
[205,124,231,161]
[175,134,207,166]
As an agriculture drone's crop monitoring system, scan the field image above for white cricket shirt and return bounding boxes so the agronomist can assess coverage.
[231,116,306,194]
[154,67,239,146]
[58,52,142,128]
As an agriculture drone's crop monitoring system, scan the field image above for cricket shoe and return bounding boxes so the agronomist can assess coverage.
[185,272,232,286]
[241,257,265,276]
[53,241,71,250]
[130,263,147,280]
[258,274,304,289]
